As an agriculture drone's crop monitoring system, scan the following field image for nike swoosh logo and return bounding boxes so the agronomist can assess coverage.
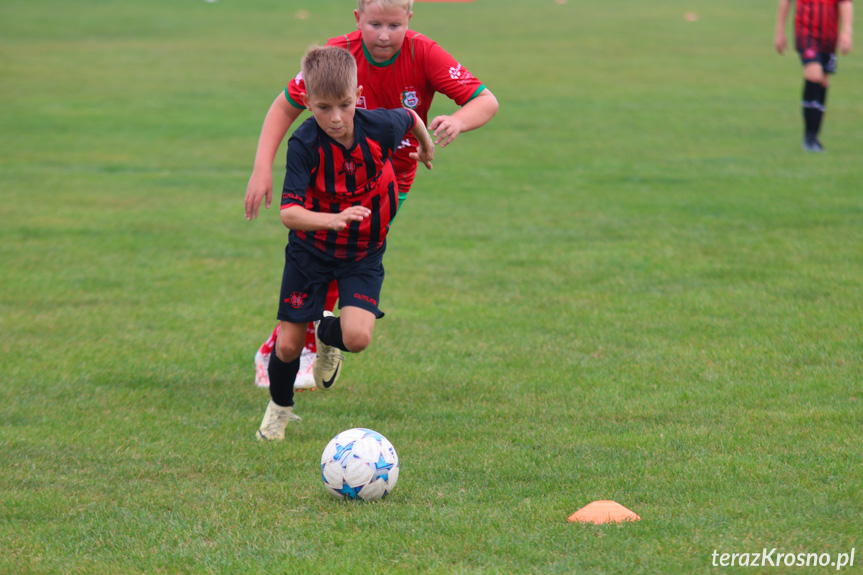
[321,361,341,389]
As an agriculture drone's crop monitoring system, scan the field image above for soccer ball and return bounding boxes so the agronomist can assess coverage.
[320,428,399,501]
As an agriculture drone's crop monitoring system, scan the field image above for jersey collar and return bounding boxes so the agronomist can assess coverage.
[362,41,400,67]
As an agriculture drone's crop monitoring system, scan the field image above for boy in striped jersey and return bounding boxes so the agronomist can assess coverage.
[245,0,498,390]
[775,0,854,152]
[257,46,434,440]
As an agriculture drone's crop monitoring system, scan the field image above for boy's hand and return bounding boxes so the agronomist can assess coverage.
[839,32,852,54]
[429,115,465,147]
[328,206,371,231]
[245,169,273,220]
[409,139,434,170]
[774,31,787,54]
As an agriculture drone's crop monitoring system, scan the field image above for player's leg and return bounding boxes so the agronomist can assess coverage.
[801,60,825,151]
[799,46,836,152]
[256,273,337,390]
[313,306,378,390]
[257,244,330,439]
[317,306,377,353]
[293,322,318,391]
[324,280,339,313]
[295,280,339,388]
[803,60,826,83]
[257,321,305,440]
[295,261,341,389]
[254,324,280,387]
[814,53,836,147]
[339,306,377,352]
[393,166,416,221]
[271,322,308,385]
[254,321,319,391]
[313,248,386,390]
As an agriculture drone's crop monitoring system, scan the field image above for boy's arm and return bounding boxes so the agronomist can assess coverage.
[839,1,853,54]
[774,0,792,54]
[244,92,305,221]
[406,109,435,170]
[279,138,366,231]
[280,205,371,232]
[429,88,499,148]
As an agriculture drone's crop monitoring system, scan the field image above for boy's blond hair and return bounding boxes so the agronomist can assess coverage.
[357,0,413,13]
[301,46,358,99]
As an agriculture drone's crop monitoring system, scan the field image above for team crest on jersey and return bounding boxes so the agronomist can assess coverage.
[339,159,362,176]
[357,96,367,109]
[285,292,308,309]
[402,90,420,109]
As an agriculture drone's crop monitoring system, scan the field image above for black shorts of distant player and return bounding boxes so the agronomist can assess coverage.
[798,48,837,74]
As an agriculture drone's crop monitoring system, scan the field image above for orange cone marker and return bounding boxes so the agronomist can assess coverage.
[567,500,641,524]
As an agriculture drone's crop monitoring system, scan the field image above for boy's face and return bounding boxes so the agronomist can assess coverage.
[354,3,412,63]
[303,87,364,145]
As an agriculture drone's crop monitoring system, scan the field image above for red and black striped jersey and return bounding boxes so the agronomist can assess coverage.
[795,0,851,54]
[280,107,416,261]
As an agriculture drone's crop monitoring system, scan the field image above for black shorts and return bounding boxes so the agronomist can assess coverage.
[798,49,837,74]
[277,241,386,323]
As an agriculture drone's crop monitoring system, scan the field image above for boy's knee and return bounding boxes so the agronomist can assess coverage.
[803,63,825,84]
[275,338,303,362]
[342,327,373,353]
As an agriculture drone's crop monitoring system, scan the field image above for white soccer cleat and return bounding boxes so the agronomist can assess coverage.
[254,350,270,388]
[313,311,345,391]
[256,400,301,441]
[294,347,317,391]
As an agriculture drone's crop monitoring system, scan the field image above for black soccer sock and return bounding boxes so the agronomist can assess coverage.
[268,352,299,407]
[802,80,824,137]
[815,83,828,135]
[316,315,350,352]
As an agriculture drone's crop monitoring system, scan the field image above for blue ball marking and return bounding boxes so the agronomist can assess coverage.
[340,484,362,499]
[333,442,354,462]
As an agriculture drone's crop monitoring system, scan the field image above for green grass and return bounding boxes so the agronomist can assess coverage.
[2,0,862,573]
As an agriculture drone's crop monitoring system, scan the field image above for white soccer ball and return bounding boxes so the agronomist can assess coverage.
[320,428,399,501]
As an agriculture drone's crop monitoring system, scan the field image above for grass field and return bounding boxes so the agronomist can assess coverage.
[2,0,862,573]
